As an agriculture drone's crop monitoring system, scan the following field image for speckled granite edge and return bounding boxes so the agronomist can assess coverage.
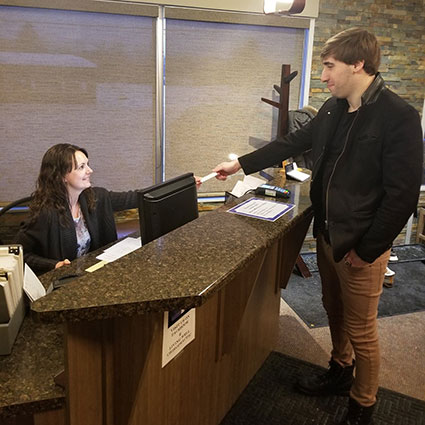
[31,295,204,323]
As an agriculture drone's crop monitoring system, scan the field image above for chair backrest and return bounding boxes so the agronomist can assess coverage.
[289,105,318,170]
[0,197,32,245]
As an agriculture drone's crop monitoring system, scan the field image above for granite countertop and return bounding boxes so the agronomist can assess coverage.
[0,177,311,419]
[32,179,312,323]
[0,314,65,418]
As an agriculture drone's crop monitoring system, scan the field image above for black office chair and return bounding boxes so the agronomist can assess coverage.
[0,196,32,245]
[289,105,318,170]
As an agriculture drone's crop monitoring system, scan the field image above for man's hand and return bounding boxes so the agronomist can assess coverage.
[343,249,368,267]
[55,259,71,269]
[213,159,241,181]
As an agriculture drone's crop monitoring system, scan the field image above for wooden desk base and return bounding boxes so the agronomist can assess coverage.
[65,247,278,425]
[63,213,312,425]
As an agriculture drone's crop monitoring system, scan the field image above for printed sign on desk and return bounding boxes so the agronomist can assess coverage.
[162,308,195,367]
[228,197,295,222]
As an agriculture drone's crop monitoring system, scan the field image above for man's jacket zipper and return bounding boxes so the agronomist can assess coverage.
[325,111,360,231]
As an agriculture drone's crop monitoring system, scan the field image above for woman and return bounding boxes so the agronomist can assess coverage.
[16,144,139,274]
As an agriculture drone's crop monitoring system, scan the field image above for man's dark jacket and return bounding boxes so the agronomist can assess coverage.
[16,187,138,274]
[239,74,423,263]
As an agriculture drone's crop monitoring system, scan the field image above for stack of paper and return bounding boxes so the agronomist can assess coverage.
[23,264,46,302]
[96,237,142,262]
[286,162,310,182]
[230,175,266,198]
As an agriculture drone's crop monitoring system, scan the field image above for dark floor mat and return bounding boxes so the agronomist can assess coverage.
[220,352,425,425]
[299,251,319,273]
[282,259,425,328]
[390,244,425,262]
[299,244,425,273]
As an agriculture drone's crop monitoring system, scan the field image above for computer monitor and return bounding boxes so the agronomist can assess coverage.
[137,173,199,245]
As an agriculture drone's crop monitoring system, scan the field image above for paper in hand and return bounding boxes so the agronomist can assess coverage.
[200,172,218,183]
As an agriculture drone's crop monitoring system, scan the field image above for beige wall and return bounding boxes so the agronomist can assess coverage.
[0,0,320,18]
[128,0,319,18]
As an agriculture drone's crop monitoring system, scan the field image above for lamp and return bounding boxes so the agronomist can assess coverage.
[264,0,306,15]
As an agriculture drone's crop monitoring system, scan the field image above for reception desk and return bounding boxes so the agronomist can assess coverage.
[0,180,313,425]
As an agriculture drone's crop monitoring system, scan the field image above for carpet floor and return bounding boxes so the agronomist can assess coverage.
[282,245,425,328]
[220,352,425,425]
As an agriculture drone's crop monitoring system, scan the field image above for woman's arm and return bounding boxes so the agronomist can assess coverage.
[15,212,68,275]
[108,190,139,212]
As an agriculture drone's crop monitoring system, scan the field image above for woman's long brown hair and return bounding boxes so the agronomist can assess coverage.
[29,143,95,226]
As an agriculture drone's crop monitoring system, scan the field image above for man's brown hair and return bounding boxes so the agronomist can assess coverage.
[321,28,381,75]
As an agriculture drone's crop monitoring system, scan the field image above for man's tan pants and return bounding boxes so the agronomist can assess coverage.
[317,234,390,407]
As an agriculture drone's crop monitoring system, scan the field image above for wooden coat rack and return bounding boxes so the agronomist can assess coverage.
[261,64,311,278]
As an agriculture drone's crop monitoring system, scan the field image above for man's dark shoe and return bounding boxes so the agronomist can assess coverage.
[295,358,354,396]
[337,397,375,425]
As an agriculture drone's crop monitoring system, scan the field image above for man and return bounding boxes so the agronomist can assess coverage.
[212,28,423,425]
